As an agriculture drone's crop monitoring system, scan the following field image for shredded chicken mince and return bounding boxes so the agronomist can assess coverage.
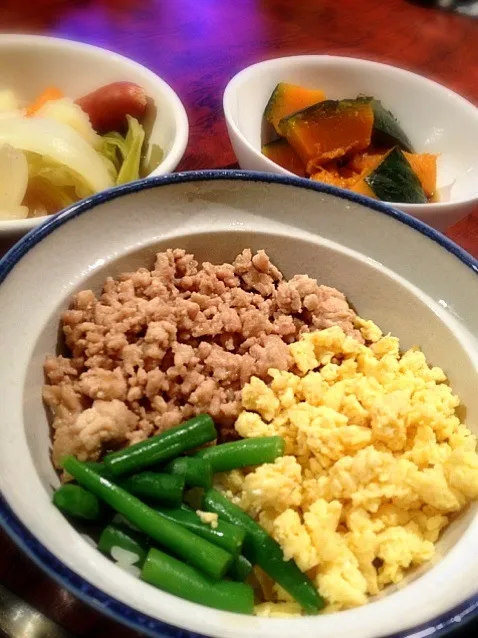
[44,249,360,467]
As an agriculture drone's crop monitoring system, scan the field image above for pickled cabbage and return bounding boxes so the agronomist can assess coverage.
[102,115,145,185]
[0,117,114,194]
[0,144,29,220]
[23,152,93,217]
[0,90,19,112]
[35,98,103,150]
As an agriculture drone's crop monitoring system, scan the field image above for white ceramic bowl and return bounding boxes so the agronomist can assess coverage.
[223,55,478,231]
[0,171,477,638]
[0,34,189,252]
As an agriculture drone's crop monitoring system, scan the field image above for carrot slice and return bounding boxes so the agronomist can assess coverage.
[26,87,64,116]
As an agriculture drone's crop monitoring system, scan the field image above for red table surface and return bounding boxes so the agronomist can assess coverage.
[0,0,477,636]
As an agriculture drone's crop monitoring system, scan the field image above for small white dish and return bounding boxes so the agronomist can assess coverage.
[0,34,189,252]
[0,171,477,638]
[223,55,478,231]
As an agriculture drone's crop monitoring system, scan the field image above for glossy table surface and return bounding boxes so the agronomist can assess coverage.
[0,0,477,636]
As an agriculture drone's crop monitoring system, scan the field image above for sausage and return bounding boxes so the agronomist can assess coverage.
[75,81,148,134]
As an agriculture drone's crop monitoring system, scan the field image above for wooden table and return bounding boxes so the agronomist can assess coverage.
[0,0,477,636]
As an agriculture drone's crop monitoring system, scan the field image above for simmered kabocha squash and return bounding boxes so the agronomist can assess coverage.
[347,147,388,178]
[350,179,377,198]
[261,82,438,204]
[368,98,414,153]
[356,147,427,203]
[264,83,326,135]
[403,152,438,198]
[279,98,374,173]
[261,139,306,177]
[311,162,360,190]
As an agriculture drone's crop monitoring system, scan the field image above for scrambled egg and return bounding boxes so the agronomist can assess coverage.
[218,320,478,613]
[196,510,219,528]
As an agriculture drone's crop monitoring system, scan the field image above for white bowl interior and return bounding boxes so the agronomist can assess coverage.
[1,177,478,638]
[224,56,478,204]
[0,35,188,244]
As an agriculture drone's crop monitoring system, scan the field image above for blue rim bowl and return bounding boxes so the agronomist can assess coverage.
[0,170,477,638]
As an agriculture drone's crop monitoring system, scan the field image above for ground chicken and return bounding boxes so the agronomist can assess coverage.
[44,249,360,467]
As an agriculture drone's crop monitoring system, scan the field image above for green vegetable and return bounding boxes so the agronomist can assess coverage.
[102,115,145,185]
[52,484,103,521]
[365,147,427,204]
[141,547,254,614]
[98,523,149,566]
[164,457,213,489]
[369,98,414,153]
[101,131,127,170]
[84,461,111,476]
[203,489,324,614]
[195,436,285,472]
[117,116,145,185]
[228,554,253,582]
[62,457,233,580]
[24,152,94,215]
[154,504,245,557]
[119,472,184,506]
[182,487,204,510]
[104,414,217,477]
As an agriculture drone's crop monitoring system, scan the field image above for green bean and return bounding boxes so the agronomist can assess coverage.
[52,484,103,521]
[228,554,252,582]
[98,523,149,566]
[154,504,245,556]
[104,415,217,477]
[84,461,110,475]
[141,548,254,614]
[119,472,184,506]
[62,457,232,580]
[203,489,324,613]
[164,457,213,489]
[195,436,285,472]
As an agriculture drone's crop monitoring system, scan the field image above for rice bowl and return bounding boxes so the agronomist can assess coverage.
[0,171,477,638]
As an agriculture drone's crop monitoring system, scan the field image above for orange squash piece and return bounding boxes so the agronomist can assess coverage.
[279,99,374,173]
[403,152,438,198]
[264,83,326,135]
[311,162,359,190]
[347,148,389,178]
[350,178,377,199]
[262,139,306,177]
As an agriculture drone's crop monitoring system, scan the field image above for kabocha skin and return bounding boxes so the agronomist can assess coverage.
[363,147,427,203]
